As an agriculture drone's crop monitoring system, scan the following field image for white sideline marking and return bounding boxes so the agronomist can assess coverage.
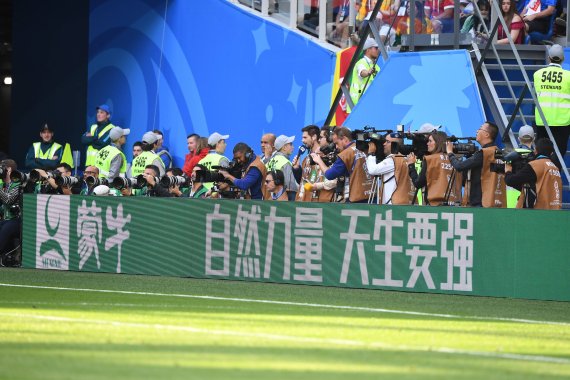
[0,311,568,365]
[0,282,569,327]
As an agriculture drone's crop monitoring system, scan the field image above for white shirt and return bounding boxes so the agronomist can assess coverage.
[366,154,397,204]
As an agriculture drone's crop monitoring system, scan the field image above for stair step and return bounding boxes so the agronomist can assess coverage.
[485,63,543,71]
[514,115,535,119]
[499,98,535,104]
[492,80,533,87]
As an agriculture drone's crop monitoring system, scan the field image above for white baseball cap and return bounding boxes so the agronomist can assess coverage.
[109,127,130,141]
[518,125,535,139]
[142,131,159,144]
[93,185,110,196]
[274,135,295,151]
[208,132,230,146]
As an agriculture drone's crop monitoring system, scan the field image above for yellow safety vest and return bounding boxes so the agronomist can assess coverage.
[131,151,163,177]
[534,64,570,126]
[198,153,228,190]
[33,142,62,160]
[95,145,127,179]
[85,123,115,166]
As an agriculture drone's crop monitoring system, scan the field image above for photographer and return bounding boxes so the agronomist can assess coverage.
[219,143,267,200]
[80,166,100,195]
[139,165,171,197]
[164,168,190,197]
[367,132,416,205]
[407,131,462,206]
[35,163,79,195]
[314,127,373,203]
[266,170,288,201]
[0,159,22,266]
[507,125,535,208]
[504,138,562,209]
[446,121,507,208]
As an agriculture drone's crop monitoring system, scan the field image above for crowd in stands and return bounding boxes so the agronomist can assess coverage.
[297,0,567,47]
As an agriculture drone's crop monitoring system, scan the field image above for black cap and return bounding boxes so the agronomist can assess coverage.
[40,123,53,132]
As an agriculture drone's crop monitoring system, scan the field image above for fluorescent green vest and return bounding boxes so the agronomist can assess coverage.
[33,142,62,160]
[131,151,162,177]
[266,154,290,172]
[85,123,115,166]
[198,153,227,190]
[349,57,380,112]
[534,65,570,127]
[95,145,127,179]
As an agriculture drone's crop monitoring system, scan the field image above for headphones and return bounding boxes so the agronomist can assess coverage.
[244,148,253,160]
[269,170,283,186]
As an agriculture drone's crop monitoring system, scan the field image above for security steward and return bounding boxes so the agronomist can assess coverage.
[266,134,298,200]
[533,44,570,162]
[219,143,268,200]
[504,138,562,209]
[82,104,116,167]
[25,124,63,170]
[131,132,166,177]
[94,127,130,181]
[446,121,507,207]
[349,37,380,112]
[313,127,373,203]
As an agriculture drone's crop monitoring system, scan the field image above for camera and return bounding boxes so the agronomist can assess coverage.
[160,175,189,188]
[493,149,532,174]
[447,136,478,156]
[352,126,391,154]
[312,143,338,167]
[85,176,109,188]
[195,160,243,183]
[111,177,140,190]
[9,171,32,184]
[55,176,80,187]
[135,174,159,188]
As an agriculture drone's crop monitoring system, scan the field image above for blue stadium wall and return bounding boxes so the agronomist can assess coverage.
[11,0,570,167]
[87,0,336,166]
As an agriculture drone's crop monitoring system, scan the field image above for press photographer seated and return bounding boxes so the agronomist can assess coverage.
[504,138,562,210]
[0,159,22,266]
[138,164,171,197]
[34,163,79,195]
[266,170,288,201]
[407,131,462,206]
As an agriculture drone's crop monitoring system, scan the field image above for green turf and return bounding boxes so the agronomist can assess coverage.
[0,268,569,379]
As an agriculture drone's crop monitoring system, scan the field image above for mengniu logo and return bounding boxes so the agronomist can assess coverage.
[36,195,70,270]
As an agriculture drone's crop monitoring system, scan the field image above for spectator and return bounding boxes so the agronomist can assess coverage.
[497,0,525,44]
[425,0,455,33]
[126,141,142,177]
[185,137,209,177]
[25,124,63,170]
[521,0,556,35]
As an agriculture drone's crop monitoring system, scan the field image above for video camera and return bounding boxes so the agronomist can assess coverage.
[194,160,243,183]
[447,135,478,156]
[351,126,392,157]
[493,148,533,174]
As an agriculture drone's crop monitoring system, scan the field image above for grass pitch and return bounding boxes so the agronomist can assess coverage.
[0,268,569,379]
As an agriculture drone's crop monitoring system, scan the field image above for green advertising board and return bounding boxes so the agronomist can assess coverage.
[22,194,570,301]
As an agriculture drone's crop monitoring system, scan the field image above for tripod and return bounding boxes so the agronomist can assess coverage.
[368,175,383,204]
[442,168,458,206]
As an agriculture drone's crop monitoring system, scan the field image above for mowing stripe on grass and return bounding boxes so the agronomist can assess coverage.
[0,282,568,327]
[1,311,568,365]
